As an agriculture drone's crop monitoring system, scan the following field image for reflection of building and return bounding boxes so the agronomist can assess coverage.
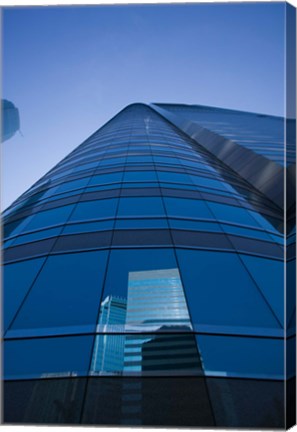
[141,326,203,374]
[1,99,20,142]
[124,268,200,374]
[91,296,127,374]
[126,268,192,329]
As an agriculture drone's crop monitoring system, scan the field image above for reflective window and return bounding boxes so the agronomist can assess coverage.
[63,220,114,234]
[99,249,181,322]
[11,251,108,334]
[123,171,157,182]
[89,173,123,186]
[115,218,168,229]
[21,205,75,232]
[158,172,191,184]
[176,249,281,330]
[54,178,90,194]
[4,336,93,379]
[241,255,284,326]
[164,198,212,219]
[197,335,284,379]
[91,332,202,376]
[4,258,46,332]
[12,227,63,246]
[117,197,164,217]
[207,202,262,227]
[70,199,118,222]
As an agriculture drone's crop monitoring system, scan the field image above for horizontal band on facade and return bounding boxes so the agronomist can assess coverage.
[3,229,284,264]
[4,187,282,227]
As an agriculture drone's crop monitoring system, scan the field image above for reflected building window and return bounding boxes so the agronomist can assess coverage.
[91,296,127,374]
[91,269,203,376]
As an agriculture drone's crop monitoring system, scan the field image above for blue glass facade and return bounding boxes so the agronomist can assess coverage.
[3,101,295,427]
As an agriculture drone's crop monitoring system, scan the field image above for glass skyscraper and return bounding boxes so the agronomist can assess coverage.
[3,101,295,428]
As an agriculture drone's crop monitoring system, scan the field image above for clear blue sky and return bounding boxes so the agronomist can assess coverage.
[2,2,286,209]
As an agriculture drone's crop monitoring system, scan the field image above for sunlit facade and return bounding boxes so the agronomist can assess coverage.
[3,102,295,427]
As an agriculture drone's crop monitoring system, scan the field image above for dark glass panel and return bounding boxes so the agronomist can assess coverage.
[241,255,284,325]
[117,197,164,217]
[12,227,63,246]
[88,173,123,186]
[3,378,86,424]
[164,197,212,219]
[197,335,283,379]
[176,249,281,329]
[10,251,108,334]
[82,377,214,427]
[54,177,89,194]
[21,205,75,232]
[69,199,118,222]
[123,171,157,182]
[115,218,168,229]
[4,336,93,379]
[3,258,46,332]
[206,378,284,428]
[207,202,261,227]
[62,220,114,234]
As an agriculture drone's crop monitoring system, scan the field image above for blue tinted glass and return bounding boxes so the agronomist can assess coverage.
[85,184,121,193]
[164,198,212,219]
[22,205,74,232]
[70,199,118,222]
[221,224,274,241]
[154,156,181,165]
[4,258,46,332]
[63,220,114,234]
[4,217,34,239]
[123,171,157,182]
[176,249,281,329]
[208,202,261,227]
[169,219,221,232]
[190,176,228,191]
[102,248,177,300]
[197,335,283,379]
[55,178,89,194]
[89,173,123,186]
[158,172,191,184]
[249,210,280,233]
[11,251,108,334]
[117,197,164,217]
[126,156,153,163]
[4,336,93,379]
[115,218,168,229]
[12,227,63,246]
[100,157,126,166]
[121,182,159,189]
[90,332,201,375]
[74,161,98,172]
[241,255,284,326]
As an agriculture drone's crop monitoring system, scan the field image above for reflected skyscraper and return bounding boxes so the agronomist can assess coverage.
[91,296,127,374]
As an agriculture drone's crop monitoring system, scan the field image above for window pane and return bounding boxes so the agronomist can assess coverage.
[164,197,212,219]
[10,251,108,335]
[176,249,281,330]
[4,258,46,332]
[22,205,74,232]
[197,335,284,379]
[4,336,93,379]
[117,197,164,217]
[99,249,186,331]
[70,199,118,222]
